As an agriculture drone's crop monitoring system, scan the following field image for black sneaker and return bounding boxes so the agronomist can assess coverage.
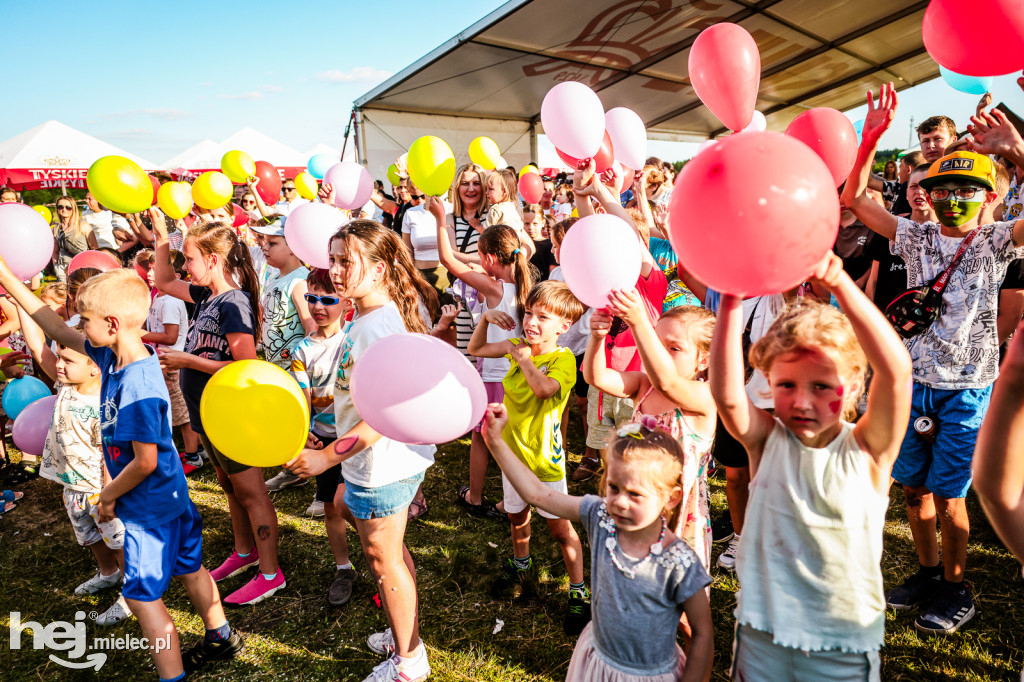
[183,629,244,675]
[885,565,943,610]
[328,567,357,607]
[914,581,975,635]
[564,589,591,637]
[490,558,537,600]
[712,514,734,544]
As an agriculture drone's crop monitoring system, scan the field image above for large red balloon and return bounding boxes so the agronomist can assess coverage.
[785,108,858,186]
[688,23,761,132]
[253,160,281,205]
[231,203,248,228]
[69,250,122,273]
[556,131,616,173]
[518,173,544,204]
[148,174,160,205]
[667,131,839,296]
[923,0,1024,77]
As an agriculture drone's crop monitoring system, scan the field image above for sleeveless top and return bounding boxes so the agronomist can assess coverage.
[481,281,521,382]
[630,385,714,571]
[736,417,889,653]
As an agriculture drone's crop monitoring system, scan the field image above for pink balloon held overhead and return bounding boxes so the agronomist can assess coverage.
[667,131,839,297]
[69,250,122,273]
[785,108,858,186]
[541,81,606,160]
[351,333,487,445]
[922,0,1024,77]
[0,203,55,282]
[323,162,375,210]
[559,214,643,308]
[283,202,348,270]
[605,107,648,170]
[688,23,761,132]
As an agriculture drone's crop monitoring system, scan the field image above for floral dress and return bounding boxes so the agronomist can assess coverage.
[629,385,714,571]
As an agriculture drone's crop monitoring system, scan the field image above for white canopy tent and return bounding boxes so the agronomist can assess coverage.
[161,128,306,170]
[351,0,939,181]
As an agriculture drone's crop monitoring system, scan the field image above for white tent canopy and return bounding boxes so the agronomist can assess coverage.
[0,120,157,190]
[161,128,306,169]
[352,0,938,180]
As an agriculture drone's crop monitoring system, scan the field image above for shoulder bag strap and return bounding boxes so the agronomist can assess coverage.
[929,227,981,296]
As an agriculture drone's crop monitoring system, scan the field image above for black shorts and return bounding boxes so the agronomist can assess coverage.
[573,354,590,399]
[712,418,749,468]
[315,463,344,503]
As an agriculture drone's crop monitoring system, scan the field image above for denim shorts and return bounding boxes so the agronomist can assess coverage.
[731,623,880,682]
[122,502,204,602]
[343,471,425,520]
[892,383,992,499]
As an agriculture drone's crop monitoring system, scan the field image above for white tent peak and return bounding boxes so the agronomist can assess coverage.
[160,128,306,169]
[162,139,221,169]
[0,120,157,169]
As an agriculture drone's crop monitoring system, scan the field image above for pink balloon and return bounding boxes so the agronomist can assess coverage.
[696,139,718,155]
[688,23,761,132]
[785,108,858,186]
[605,107,648,170]
[541,81,606,159]
[559,214,643,308]
[668,131,839,296]
[12,395,56,456]
[741,110,767,133]
[0,203,55,282]
[923,0,1024,77]
[323,162,374,210]
[283,202,348,269]
[231,203,248,228]
[351,333,487,444]
[69,250,122,273]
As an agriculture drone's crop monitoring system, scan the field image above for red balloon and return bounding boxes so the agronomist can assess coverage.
[667,131,839,296]
[148,174,160,205]
[785,108,858,186]
[688,23,761,132]
[556,131,616,172]
[253,160,281,205]
[923,0,1024,77]
[518,173,544,204]
[69,250,122,273]
[231,203,248,228]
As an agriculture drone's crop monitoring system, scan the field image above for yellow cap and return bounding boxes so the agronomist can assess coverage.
[919,151,996,191]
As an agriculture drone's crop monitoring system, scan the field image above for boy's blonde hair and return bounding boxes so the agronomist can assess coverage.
[600,426,686,528]
[749,299,867,418]
[525,280,584,325]
[76,269,152,329]
[39,282,68,303]
[660,305,715,355]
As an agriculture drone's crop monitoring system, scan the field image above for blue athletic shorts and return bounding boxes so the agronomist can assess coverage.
[122,501,204,602]
[891,383,992,499]
[344,471,424,520]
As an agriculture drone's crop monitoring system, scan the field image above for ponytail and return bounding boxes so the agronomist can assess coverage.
[478,224,534,320]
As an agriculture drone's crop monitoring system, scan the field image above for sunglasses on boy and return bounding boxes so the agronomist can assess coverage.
[304,293,342,306]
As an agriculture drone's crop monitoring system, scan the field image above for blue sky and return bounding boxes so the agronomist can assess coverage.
[3,1,1022,166]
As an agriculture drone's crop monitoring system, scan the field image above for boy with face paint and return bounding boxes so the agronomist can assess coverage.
[842,83,1024,637]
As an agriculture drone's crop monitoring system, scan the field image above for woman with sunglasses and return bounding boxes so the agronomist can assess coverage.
[443,163,490,359]
[54,199,98,282]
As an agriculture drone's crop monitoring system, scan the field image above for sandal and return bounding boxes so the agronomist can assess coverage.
[1,490,24,504]
[457,485,508,520]
[0,501,15,515]
[5,466,37,486]
[407,498,428,521]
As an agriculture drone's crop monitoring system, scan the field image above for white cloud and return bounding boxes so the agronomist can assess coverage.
[317,67,392,84]
[98,108,193,121]
[218,91,264,101]
[258,84,283,93]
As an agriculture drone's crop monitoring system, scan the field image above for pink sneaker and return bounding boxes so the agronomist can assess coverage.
[209,549,259,582]
[224,570,286,607]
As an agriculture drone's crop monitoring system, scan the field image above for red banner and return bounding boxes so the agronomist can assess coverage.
[2,165,308,191]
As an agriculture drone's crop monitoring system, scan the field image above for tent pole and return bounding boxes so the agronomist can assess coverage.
[529,120,539,166]
[341,110,354,162]
[354,110,367,166]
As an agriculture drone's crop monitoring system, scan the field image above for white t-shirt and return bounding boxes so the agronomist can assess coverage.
[41,385,104,494]
[333,302,435,487]
[290,331,346,439]
[549,266,591,356]
[401,204,440,261]
[481,282,521,382]
[148,294,189,352]
[274,197,310,217]
[81,209,118,249]
[892,217,1024,389]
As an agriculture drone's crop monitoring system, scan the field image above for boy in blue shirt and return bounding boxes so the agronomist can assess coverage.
[0,264,242,681]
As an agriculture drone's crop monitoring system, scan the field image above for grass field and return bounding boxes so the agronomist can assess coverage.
[2,407,1023,681]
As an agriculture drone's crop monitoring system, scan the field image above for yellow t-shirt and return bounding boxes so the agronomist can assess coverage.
[501,339,576,482]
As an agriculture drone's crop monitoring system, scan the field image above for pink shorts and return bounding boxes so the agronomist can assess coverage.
[475,382,505,432]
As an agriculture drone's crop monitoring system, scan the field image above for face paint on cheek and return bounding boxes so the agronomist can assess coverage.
[836,386,844,397]
[933,199,983,227]
[829,400,842,414]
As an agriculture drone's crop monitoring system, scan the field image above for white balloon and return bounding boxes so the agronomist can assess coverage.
[323,162,374,210]
[741,110,767,133]
[541,82,606,160]
[605,107,648,170]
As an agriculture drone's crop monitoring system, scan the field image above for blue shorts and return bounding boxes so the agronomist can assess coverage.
[344,471,424,520]
[892,383,992,499]
[122,502,204,602]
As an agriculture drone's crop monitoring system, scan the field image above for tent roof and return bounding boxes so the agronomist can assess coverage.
[162,139,221,169]
[0,120,157,169]
[354,0,937,140]
[160,128,306,168]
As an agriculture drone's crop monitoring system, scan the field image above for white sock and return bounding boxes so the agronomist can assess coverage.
[336,562,352,571]
[398,643,425,665]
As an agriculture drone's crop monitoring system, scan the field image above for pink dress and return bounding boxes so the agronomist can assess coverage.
[630,385,714,571]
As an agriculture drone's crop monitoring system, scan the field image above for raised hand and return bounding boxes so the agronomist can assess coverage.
[967,108,1024,164]
[861,82,898,146]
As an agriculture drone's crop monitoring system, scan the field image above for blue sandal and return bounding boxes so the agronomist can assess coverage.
[1,490,23,503]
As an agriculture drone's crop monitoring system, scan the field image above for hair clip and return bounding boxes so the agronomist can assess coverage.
[512,248,521,255]
[639,414,660,432]
[617,423,643,440]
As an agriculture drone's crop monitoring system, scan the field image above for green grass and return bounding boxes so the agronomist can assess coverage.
[2,406,1023,681]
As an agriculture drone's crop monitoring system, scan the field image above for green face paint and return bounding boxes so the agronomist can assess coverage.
[932,197,983,227]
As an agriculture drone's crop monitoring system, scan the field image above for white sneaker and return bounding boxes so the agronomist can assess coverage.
[306,499,325,517]
[266,470,307,492]
[717,535,740,571]
[362,647,430,682]
[75,569,122,596]
[197,447,210,463]
[95,593,132,626]
[367,628,395,656]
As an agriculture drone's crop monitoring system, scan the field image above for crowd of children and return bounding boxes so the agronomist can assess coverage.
[2,78,1024,682]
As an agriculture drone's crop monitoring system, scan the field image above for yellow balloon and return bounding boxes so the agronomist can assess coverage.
[294,172,319,200]
[200,360,310,467]
[192,171,234,209]
[86,155,153,214]
[407,136,456,197]
[386,163,401,187]
[32,205,52,224]
[518,164,540,178]
[221,150,256,184]
[468,136,502,170]
[0,347,11,381]
[157,182,194,220]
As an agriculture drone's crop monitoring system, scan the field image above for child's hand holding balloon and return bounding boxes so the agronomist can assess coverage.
[148,207,168,242]
[573,158,596,195]
[808,252,846,292]
[589,308,614,338]
[606,288,647,328]
[482,403,509,445]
